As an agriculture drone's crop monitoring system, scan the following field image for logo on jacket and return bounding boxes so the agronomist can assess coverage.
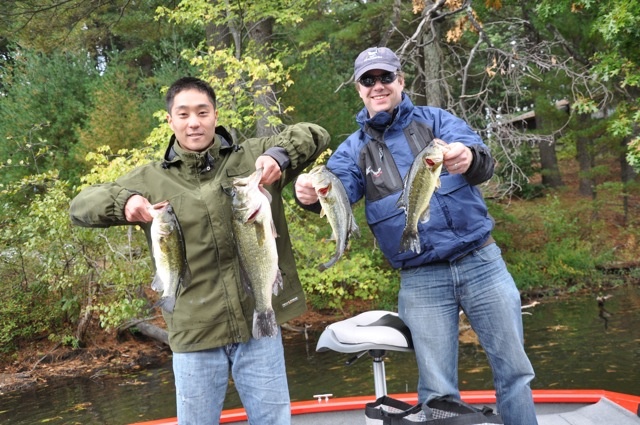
[366,166,383,178]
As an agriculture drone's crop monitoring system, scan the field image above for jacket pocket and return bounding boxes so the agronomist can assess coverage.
[432,176,488,237]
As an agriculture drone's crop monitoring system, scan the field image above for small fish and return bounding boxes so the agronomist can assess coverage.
[148,201,191,313]
[307,165,360,271]
[397,141,445,254]
[231,168,282,339]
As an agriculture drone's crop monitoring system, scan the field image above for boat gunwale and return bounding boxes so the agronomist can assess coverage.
[128,389,640,425]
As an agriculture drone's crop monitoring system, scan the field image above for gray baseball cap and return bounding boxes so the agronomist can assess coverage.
[354,47,401,81]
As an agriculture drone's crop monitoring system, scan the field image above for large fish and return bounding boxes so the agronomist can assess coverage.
[148,201,191,313]
[397,141,445,254]
[231,168,282,339]
[307,165,360,271]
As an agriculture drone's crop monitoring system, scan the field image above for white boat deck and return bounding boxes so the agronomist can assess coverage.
[224,398,640,425]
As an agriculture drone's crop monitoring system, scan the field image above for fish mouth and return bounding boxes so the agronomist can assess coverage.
[317,184,331,197]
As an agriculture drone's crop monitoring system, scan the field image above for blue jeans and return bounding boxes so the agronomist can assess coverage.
[172,328,291,425]
[399,243,537,425]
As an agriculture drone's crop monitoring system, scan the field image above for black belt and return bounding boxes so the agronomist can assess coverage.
[455,235,495,261]
[404,235,496,269]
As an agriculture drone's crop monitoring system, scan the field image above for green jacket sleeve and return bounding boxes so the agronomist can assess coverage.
[69,182,140,228]
[274,123,330,171]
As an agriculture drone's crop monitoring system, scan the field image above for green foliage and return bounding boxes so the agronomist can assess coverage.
[283,55,361,149]
[534,0,640,173]
[498,194,617,292]
[0,169,154,349]
[73,57,161,171]
[0,281,58,353]
[157,0,328,137]
[0,173,77,349]
[0,47,97,184]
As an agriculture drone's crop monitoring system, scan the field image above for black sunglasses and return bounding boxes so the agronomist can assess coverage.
[358,72,398,87]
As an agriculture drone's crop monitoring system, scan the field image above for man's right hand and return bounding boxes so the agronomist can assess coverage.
[294,174,319,205]
[124,194,154,223]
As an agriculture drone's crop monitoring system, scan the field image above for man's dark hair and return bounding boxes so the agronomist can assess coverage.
[165,77,217,113]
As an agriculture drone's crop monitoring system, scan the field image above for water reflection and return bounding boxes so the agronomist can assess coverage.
[0,284,638,425]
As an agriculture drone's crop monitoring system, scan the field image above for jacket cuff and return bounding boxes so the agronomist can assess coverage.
[116,189,143,222]
[463,145,495,186]
[292,178,323,214]
[263,147,290,170]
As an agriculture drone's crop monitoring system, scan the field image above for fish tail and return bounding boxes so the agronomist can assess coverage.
[399,228,422,254]
[318,253,340,271]
[253,309,278,339]
[154,295,176,313]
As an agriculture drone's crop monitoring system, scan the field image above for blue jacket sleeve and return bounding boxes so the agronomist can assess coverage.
[427,108,494,186]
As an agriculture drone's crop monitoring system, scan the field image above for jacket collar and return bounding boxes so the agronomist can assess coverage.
[357,93,414,134]
[162,125,237,169]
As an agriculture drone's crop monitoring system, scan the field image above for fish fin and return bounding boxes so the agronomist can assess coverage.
[350,216,361,238]
[319,208,326,218]
[154,295,176,313]
[255,222,267,246]
[271,219,279,239]
[259,185,272,203]
[419,207,431,224]
[395,191,406,210]
[180,265,192,288]
[253,309,278,339]
[238,262,254,295]
[436,176,441,189]
[272,269,283,296]
[151,274,164,292]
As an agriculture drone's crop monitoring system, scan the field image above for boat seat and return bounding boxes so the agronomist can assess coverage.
[316,310,414,354]
[316,310,414,398]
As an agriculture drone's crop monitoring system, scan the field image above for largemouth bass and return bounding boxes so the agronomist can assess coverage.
[307,165,360,271]
[397,141,445,254]
[231,168,282,339]
[148,201,191,313]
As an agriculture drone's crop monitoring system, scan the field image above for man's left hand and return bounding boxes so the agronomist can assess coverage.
[256,155,282,185]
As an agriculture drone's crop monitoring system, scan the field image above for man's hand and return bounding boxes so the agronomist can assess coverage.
[294,173,318,205]
[256,155,282,185]
[442,140,473,174]
[124,194,153,223]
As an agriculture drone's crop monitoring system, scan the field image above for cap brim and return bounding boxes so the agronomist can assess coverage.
[355,63,398,81]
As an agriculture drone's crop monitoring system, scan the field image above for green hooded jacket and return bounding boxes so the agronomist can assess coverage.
[69,123,330,352]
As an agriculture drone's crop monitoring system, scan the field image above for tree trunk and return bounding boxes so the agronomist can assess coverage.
[535,112,563,188]
[539,138,564,188]
[248,17,277,137]
[135,322,169,346]
[620,135,637,225]
[205,6,232,82]
[421,25,446,108]
[120,320,169,346]
[576,114,595,198]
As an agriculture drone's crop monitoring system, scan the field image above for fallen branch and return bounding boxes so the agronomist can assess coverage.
[118,317,169,346]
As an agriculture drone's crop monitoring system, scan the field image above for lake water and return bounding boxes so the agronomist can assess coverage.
[0,283,638,424]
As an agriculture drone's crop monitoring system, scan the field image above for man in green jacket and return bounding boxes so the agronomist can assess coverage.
[69,77,330,425]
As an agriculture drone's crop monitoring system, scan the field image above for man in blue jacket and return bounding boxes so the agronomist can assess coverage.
[295,47,538,425]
